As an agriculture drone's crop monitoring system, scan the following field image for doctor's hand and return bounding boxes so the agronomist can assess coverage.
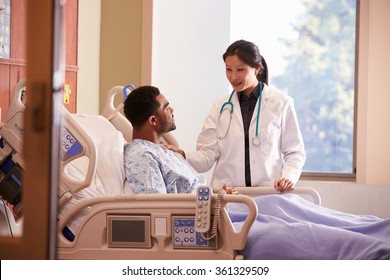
[163,144,186,158]
[222,184,239,195]
[274,178,294,193]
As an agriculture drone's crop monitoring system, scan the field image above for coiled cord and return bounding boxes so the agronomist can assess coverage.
[200,188,226,240]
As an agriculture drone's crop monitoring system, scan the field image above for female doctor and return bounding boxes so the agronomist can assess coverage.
[171,40,306,192]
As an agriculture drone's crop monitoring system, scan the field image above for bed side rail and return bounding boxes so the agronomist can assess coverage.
[233,186,321,205]
[57,193,258,259]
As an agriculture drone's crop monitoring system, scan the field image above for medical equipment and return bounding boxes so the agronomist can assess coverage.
[56,85,390,260]
[0,79,98,237]
[56,85,327,260]
[194,186,213,233]
[0,79,98,212]
[0,80,26,237]
[56,87,258,259]
[0,82,328,259]
[57,113,97,213]
[218,83,263,146]
[58,189,257,259]
[195,186,227,242]
[12,83,386,260]
[0,80,26,219]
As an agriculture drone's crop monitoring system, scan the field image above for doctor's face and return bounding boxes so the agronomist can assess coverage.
[225,55,260,95]
[155,93,176,133]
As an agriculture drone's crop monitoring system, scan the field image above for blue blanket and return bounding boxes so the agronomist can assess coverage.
[227,194,390,259]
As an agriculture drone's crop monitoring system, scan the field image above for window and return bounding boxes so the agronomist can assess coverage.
[230,0,357,177]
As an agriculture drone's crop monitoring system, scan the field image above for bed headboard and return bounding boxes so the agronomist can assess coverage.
[100,85,179,147]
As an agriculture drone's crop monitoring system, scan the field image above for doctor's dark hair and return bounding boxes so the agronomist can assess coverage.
[123,85,161,129]
[223,40,268,84]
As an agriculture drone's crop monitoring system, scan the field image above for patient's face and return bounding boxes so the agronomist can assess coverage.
[155,93,176,133]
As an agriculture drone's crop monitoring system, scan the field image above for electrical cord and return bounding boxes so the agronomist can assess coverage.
[200,188,226,240]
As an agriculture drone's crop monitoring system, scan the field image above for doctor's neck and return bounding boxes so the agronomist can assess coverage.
[240,82,260,95]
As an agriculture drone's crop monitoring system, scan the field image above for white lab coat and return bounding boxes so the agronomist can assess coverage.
[186,84,306,187]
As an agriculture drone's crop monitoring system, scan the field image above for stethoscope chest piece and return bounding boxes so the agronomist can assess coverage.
[252,136,261,146]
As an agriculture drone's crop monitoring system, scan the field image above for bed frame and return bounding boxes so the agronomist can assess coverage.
[57,85,322,260]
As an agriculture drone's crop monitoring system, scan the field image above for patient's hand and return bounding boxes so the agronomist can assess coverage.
[274,178,294,193]
[163,144,186,158]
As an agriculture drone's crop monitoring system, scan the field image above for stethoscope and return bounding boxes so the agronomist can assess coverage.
[217,83,263,146]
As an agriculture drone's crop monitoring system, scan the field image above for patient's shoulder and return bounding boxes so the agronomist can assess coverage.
[124,140,164,163]
[125,139,158,152]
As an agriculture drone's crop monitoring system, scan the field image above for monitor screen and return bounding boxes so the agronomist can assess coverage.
[107,215,151,248]
[111,220,145,242]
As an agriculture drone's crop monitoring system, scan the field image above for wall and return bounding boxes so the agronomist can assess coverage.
[99,0,142,113]
[297,181,390,218]
[151,0,231,151]
[77,0,101,114]
[356,0,390,186]
[77,0,143,114]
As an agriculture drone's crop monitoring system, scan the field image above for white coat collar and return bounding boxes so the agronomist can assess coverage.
[230,83,274,129]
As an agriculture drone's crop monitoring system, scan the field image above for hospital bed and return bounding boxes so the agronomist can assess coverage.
[56,85,323,260]
[59,86,390,260]
[6,82,367,259]
[56,85,260,259]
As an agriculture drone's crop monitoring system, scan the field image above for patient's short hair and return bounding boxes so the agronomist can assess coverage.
[124,85,161,129]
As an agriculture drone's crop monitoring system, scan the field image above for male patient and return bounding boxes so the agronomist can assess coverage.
[123,85,205,194]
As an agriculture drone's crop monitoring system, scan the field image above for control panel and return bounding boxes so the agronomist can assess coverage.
[172,216,217,249]
[195,186,212,232]
[61,128,83,161]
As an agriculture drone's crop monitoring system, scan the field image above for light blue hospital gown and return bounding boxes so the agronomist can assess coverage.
[124,139,205,194]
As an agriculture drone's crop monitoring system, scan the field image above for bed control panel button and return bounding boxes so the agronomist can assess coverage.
[172,217,217,249]
[61,128,83,160]
[194,186,212,233]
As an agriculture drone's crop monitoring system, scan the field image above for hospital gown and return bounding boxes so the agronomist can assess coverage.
[124,139,205,194]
